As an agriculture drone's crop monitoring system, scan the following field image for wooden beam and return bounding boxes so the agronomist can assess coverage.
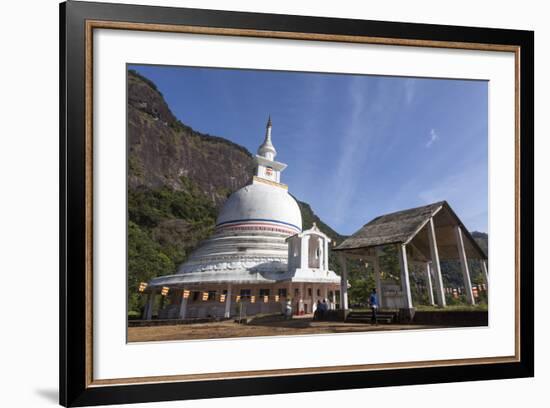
[427,218,446,307]
[425,262,435,306]
[144,289,156,320]
[455,226,475,305]
[178,289,188,319]
[373,250,383,308]
[403,204,443,245]
[338,253,349,310]
[482,260,489,287]
[397,244,413,309]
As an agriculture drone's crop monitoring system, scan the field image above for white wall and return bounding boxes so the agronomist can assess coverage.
[0,0,547,407]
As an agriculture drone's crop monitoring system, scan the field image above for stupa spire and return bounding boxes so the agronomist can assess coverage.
[258,115,276,160]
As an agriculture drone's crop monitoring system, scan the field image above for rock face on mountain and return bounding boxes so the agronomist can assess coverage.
[128,70,255,206]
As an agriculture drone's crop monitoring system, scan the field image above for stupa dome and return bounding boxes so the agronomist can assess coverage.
[216,182,302,235]
[149,117,306,286]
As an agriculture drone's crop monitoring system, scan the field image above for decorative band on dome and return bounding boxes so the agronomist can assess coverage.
[215,218,301,235]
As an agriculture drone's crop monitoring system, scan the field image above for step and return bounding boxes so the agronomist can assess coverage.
[347,314,395,319]
[345,317,393,324]
[348,311,396,316]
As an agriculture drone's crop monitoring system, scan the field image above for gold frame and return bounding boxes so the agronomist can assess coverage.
[84,20,521,388]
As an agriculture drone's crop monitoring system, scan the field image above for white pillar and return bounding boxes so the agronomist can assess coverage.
[324,238,329,271]
[373,252,383,308]
[338,253,349,310]
[455,226,475,305]
[331,288,337,310]
[287,240,294,270]
[397,244,413,309]
[300,236,310,270]
[318,239,324,270]
[145,289,156,320]
[427,218,446,307]
[224,284,232,318]
[425,262,435,306]
[481,260,489,286]
[178,289,188,320]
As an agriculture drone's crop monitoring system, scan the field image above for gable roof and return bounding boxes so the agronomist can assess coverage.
[335,201,445,250]
[334,201,487,260]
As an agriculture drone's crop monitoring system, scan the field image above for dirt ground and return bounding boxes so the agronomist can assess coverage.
[127,317,441,342]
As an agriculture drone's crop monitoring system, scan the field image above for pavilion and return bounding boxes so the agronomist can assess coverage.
[333,201,488,319]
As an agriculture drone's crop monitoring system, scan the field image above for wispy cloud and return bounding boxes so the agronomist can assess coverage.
[328,77,372,226]
[404,78,416,106]
[426,128,439,148]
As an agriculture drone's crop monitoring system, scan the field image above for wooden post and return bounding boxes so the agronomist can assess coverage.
[338,253,349,310]
[425,262,435,306]
[142,293,151,320]
[427,218,446,307]
[455,226,475,305]
[178,289,188,320]
[397,244,413,309]
[481,260,489,287]
[145,289,156,320]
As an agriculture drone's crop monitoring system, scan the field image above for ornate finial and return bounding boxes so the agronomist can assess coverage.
[312,222,318,230]
[258,115,276,159]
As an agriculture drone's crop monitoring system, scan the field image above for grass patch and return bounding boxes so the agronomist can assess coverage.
[351,304,488,313]
[414,303,488,312]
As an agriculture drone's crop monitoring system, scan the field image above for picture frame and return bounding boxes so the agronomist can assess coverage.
[60,1,534,406]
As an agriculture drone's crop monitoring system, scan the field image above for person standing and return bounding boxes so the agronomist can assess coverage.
[369,288,379,325]
[285,299,293,319]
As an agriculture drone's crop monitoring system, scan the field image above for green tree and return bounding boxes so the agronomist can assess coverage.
[127,221,174,314]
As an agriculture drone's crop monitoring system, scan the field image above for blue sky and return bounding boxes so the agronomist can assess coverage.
[130,64,488,235]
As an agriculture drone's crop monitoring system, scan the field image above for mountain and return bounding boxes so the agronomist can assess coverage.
[471,231,488,256]
[127,70,342,314]
[128,69,255,205]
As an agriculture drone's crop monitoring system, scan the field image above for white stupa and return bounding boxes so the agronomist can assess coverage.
[144,118,341,320]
